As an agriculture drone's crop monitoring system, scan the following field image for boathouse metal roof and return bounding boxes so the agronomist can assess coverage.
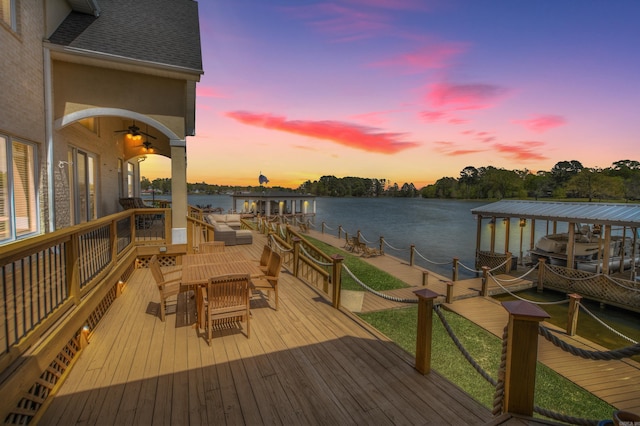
[471,200,640,227]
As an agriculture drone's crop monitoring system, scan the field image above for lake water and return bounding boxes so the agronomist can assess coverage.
[148,194,554,278]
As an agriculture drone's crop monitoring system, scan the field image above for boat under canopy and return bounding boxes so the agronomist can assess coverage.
[471,200,640,277]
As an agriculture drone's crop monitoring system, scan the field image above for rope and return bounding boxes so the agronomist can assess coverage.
[457,260,482,274]
[578,304,638,344]
[299,244,333,267]
[434,305,497,386]
[341,264,418,303]
[359,233,373,244]
[323,223,335,231]
[538,325,640,360]
[269,234,293,253]
[489,263,539,282]
[533,406,598,426]
[487,272,570,306]
[382,239,409,251]
[491,326,508,416]
[488,257,510,273]
[413,248,453,266]
[601,273,640,292]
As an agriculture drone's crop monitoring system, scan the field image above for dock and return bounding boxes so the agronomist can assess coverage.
[306,228,640,415]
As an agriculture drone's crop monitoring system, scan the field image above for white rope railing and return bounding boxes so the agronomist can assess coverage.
[488,272,569,305]
[299,244,334,267]
[490,263,539,282]
[457,260,482,274]
[342,264,418,303]
[358,232,374,244]
[413,247,453,266]
[601,273,640,292]
[578,304,638,344]
[269,234,293,253]
[382,239,409,251]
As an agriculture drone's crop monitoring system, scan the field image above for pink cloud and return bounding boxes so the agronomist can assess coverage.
[427,82,509,110]
[226,111,419,154]
[513,114,567,133]
[491,141,548,161]
[349,110,398,125]
[371,42,467,72]
[288,4,390,42]
[196,86,229,98]
[433,140,485,156]
[419,110,467,124]
[344,0,431,10]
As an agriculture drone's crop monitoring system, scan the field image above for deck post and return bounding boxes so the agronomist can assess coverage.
[445,281,454,303]
[338,225,343,240]
[379,236,384,255]
[536,258,546,292]
[422,270,429,286]
[410,245,415,266]
[292,237,301,278]
[567,293,582,336]
[452,257,459,281]
[481,266,490,296]
[414,289,439,374]
[331,254,344,309]
[322,222,326,234]
[501,301,549,417]
[505,251,512,273]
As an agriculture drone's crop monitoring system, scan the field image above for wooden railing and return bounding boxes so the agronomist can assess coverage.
[538,260,640,313]
[0,208,172,422]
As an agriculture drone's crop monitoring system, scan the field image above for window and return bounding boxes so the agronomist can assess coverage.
[0,134,39,243]
[127,162,134,197]
[0,0,16,30]
[68,147,98,224]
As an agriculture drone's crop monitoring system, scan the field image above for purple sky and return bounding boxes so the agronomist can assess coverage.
[143,0,640,188]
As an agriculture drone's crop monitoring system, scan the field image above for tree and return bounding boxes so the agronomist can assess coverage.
[550,160,584,188]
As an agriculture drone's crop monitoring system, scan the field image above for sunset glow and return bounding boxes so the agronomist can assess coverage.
[141,1,640,189]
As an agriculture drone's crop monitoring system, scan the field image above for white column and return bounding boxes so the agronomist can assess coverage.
[170,139,187,244]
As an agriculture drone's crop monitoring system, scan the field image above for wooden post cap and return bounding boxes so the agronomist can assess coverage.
[502,300,549,320]
[414,288,439,300]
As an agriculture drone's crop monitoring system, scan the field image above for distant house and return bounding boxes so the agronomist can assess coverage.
[0,0,203,245]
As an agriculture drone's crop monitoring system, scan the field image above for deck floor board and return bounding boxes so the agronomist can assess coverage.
[41,231,494,425]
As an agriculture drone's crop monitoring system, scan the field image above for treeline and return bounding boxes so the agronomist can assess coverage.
[421,159,640,201]
[143,159,640,201]
[140,177,297,195]
[297,176,419,197]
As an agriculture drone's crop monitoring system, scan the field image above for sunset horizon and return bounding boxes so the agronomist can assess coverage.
[141,0,640,189]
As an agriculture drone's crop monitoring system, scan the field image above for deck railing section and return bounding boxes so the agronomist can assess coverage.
[0,209,164,368]
[538,260,640,313]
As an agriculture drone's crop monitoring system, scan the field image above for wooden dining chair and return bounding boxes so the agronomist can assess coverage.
[200,274,251,345]
[251,251,283,310]
[257,244,272,274]
[149,255,184,321]
[199,241,225,253]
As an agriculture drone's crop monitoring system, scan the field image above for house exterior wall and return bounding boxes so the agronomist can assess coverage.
[52,61,188,138]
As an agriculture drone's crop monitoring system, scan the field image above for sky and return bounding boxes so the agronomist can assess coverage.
[142,0,640,189]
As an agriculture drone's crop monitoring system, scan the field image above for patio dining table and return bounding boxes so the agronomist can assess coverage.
[181,252,264,330]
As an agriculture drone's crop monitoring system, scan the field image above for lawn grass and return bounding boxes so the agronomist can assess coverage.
[305,236,408,292]
[301,234,615,421]
[359,306,614,421]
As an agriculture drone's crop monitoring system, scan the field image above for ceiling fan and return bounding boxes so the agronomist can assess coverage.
[114,120,156,140]
[136,139,154,152]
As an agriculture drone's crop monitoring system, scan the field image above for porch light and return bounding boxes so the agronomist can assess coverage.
[519,218,527,227]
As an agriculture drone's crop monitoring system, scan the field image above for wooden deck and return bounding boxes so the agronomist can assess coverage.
[308,229,640,415]
[446,297,640,414]
[41,232,496,425]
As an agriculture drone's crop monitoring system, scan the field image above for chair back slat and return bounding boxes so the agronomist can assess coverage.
[259,245,272,267]
[149,255,164,284]
[267,251,283,278]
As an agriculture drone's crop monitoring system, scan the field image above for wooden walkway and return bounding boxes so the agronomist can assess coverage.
[307,229,640,415]
[41,232,497,425]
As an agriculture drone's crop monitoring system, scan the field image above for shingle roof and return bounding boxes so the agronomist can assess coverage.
[471,200,640,227]
[49,0,203,73]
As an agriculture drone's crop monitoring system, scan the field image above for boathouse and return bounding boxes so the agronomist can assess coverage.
[472,200,640,312]
[232,191,316,217]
